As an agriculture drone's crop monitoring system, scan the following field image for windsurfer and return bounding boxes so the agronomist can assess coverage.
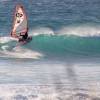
[11,31,28,42]
[11,4,32,44]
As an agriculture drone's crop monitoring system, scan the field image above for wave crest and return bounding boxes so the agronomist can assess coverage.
[29,27,54,36]
[57,25,100,37]
[29,25,100,37]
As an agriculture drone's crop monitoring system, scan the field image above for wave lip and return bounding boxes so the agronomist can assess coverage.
[29,27,54,36]
[57,25,100,37]
[29,25,100,37]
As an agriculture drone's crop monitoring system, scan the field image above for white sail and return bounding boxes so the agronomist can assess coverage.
[11,5,28,38]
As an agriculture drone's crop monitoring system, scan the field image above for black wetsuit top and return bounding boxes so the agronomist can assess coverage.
[22,33,28,40]
[19,32,28,42]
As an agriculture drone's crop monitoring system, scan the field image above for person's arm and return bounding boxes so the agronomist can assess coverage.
[11,32,19,38]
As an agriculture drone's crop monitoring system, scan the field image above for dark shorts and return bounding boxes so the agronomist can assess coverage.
[22,33,28,40]
[19,34,28,42]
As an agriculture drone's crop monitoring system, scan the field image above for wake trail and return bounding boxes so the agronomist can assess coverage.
[0,36,43,59]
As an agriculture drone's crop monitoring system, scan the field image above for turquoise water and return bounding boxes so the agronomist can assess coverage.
[1,35,100,60]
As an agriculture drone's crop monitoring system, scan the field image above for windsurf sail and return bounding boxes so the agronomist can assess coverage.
[11,4,28,38]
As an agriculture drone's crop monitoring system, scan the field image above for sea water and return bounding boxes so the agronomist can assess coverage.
[0,0,100,99]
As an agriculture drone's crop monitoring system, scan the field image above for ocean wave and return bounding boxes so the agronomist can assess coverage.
[29,27,54,36]
[57,25,100,37]
[0,36,43,59]
[0,30,100,59]
[29,25,100,37]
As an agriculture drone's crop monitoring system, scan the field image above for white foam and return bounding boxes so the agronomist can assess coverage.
[0,84,99,100]
[29,25,100,37]
[29,27,54,36]
[57,25,100,37]
[0,46,43,59]
[0,36,17,43]
[0,36,43,59]
[1,45,9,51]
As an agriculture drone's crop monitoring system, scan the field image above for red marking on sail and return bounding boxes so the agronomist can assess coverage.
[11,4,28,38]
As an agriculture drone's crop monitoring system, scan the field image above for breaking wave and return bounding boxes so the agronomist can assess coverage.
[57,25,100,37]
[29,27,54,36]
[0,36,43,59]
[1,24,100,59]
[30,25,100,37]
